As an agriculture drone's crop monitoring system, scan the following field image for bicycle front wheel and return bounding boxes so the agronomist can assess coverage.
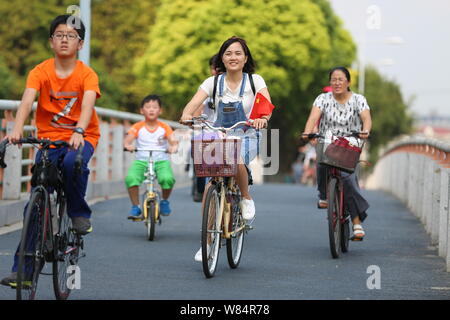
[201,184,221,278]
[327,178,341,259]
[341,212,350,253]
[146,199,156,241]
[17,190,46,300]
[226,194,244,269]
[53,196,80,300]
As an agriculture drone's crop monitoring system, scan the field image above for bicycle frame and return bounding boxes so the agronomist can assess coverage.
[186,116,251,237]
[143,151,158,199]
[138,149,166,221]
[209,177,246,240]
[327,167,346,224]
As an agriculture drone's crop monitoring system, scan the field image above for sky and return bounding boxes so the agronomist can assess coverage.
[329,0,450,117]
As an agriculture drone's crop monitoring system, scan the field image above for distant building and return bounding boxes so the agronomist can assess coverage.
[414,115,450,139]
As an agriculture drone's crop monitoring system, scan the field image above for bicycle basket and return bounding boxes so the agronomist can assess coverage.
[191,133,242,177]
[31,161,63,188]
[319,136,362,173]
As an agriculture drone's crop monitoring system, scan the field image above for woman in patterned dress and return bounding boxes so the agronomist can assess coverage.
[302,66,372,240]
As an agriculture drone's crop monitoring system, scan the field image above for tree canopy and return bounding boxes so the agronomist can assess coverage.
[0,0,413,172]
[134,0,356,169]
[90,0,160,110]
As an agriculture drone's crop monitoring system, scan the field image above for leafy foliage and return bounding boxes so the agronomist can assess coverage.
[90,0,160,110]
[0,0,413,172]
[135,0,356,169]
[362,65,413,162]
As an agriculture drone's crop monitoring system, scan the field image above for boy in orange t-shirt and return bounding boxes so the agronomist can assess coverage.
[1,15,100,287]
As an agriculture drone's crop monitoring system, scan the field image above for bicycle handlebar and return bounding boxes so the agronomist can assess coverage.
[182,117,254,132]
[124,148,168,153]
[303,131,369,141]
[0,137,84,172]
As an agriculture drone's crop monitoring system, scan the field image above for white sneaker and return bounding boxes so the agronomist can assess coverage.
[194,245,210,262]
[240,198,255,221]
[194,247,202,262]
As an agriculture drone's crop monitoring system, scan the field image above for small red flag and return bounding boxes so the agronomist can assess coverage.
[249,92,275,120]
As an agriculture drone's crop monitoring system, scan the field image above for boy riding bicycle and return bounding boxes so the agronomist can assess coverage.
[124,95,178,219]
[1,15,101,287]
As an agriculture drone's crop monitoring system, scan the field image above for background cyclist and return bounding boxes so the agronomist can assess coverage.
[302,66,372,240]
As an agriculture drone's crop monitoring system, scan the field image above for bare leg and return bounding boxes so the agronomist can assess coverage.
[128,186,140,206]
[162,188,172,200]
[352,216,361,225]
[235,163,251,200]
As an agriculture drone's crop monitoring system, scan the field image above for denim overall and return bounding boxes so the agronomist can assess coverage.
[213,73,248,128]
[213,73,260,165]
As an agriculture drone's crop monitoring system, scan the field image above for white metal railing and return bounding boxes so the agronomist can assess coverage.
[0,99,190,202]
[0,99,265,228]
[367,135,450,272]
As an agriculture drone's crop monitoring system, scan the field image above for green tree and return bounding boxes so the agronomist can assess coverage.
[0,56,15,99]
[0,0,161,109]
[135,0,356,171]
[91,0,160,110]
[362,65,413,162]
[0,0,75,98]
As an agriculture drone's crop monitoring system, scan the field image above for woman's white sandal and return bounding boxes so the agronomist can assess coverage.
[351,224,365,241]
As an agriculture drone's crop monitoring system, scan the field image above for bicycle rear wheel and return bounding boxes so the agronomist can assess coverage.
[226,193,244,269]
[201,184,221,278]
[53,196,80,300]
[17,190,46,300]
[327,178,341,259]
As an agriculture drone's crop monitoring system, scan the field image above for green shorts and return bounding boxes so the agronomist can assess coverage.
[125,160,176,190]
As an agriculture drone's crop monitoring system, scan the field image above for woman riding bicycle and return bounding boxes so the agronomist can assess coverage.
[302,66,372,240]
[180,36,272,260]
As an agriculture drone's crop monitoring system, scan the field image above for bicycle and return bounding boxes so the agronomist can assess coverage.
[184,116,254,278]
[305,131,366,259]
[125,148,167,241]
[0,137,84,300]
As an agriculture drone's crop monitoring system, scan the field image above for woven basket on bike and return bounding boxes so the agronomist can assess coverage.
[319,137,362,173]
[191,133,242,177]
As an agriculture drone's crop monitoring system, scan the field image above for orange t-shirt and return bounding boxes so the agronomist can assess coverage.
[26,58,101,148]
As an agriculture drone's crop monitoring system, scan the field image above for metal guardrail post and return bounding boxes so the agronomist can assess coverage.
[111,124,124,181]
[95,122,109,182]
[431,160,441,245]
[2,122,21,200]
[439,167,449,258]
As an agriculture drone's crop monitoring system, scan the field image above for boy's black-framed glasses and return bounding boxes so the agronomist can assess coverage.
[51,32,81,41]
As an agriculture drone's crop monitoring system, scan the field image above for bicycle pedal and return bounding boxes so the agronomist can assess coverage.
[245,225,254,231]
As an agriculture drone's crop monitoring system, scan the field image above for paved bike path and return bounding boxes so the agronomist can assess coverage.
[1,184,450,300]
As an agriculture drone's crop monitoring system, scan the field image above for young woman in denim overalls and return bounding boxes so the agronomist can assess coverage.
[181,36,273,262]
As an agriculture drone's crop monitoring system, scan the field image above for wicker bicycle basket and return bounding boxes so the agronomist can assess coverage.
[191,135,242,177]
[317,137,363,173]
